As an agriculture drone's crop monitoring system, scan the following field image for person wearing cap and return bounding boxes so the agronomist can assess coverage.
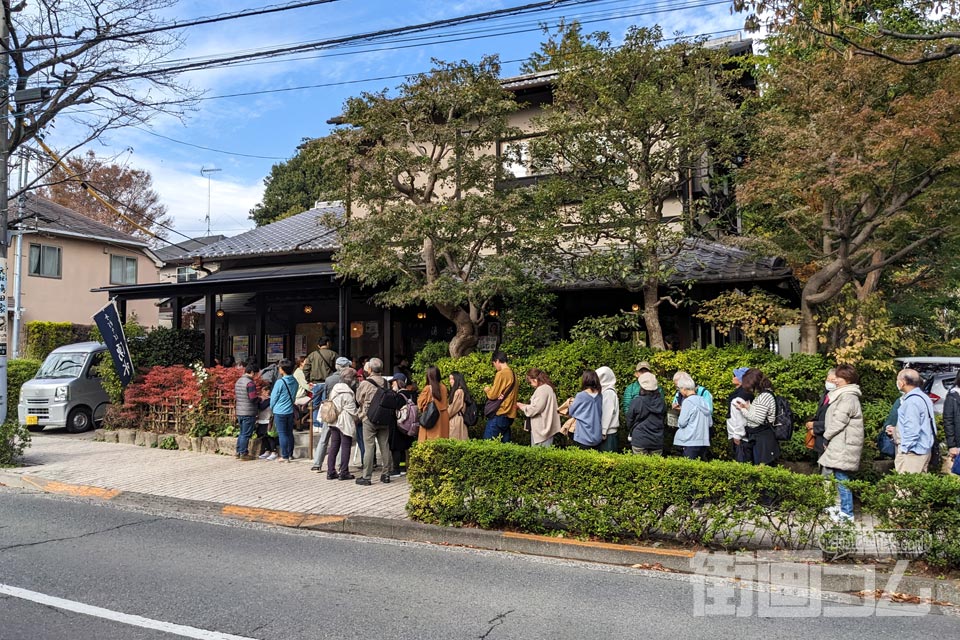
[627,371,666,455]
[303,336,338,384]
[726,367,754,463]
[310,355,354,472]
[621,361,663,418]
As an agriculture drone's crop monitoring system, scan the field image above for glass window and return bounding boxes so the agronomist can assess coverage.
[28,243,62,278]
[177,266,198,283]
[110,255,138,285]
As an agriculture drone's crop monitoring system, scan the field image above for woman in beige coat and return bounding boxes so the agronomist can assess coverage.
[517,368,561,447]
[447,372,472,441]
[417,365,450,441]
[818,364,864,523]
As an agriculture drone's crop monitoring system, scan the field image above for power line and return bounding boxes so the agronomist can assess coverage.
[135,128,290,160]
[9,0,346,55]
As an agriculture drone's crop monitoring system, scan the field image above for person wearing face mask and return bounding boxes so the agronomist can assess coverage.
[818,364,864,523]
[887,368,937,474]
[806,368,837,457]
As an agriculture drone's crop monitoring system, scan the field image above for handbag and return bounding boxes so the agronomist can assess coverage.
[419,401,439,430]
[484,372,517,419]
[876,428,896,458]
[804,423,816,450]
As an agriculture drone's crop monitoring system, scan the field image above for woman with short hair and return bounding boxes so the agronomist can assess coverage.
[674,373,712,460]
[735,368,780,466]
[568,370,604,449]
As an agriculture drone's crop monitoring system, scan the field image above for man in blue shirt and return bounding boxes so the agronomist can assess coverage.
[887,368,937,473]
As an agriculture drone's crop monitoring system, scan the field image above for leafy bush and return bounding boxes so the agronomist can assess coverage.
[0,421,31,466]
[855,473,960,569]
[5,359,41,425]
[25,322,92,360]
[412,341,453,377]
[407,439,834,549]
[158,435,178,450]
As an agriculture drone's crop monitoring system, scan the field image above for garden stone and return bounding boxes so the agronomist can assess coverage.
[201,437,219,454]
[189,437,203,452]
[134,430,147,447]
[101,430,119,443]
[93,429,106,442]
[217,436,238,456]
[142,432,159,448]
[115,429,137,445]
[174,435,193,451]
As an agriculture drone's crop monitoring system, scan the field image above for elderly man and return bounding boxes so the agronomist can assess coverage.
[886,368,937,473]
[354,357,403,485]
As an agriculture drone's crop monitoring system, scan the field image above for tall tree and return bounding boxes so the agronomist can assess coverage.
[734,0,960,65]
[323,56,546,357]
[738,46,960,353]
[4,0,197,194]
[249,137,344,226]
[529,26,745,349]
[39,150,171,240]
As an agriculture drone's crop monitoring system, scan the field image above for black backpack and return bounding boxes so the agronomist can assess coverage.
[770,394,794,441]
[462,396,479,427]
[260,364,279,390]
[366,378,402,426]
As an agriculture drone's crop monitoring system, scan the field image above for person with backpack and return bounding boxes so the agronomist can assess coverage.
[326,367,359,480]
[627,372,666,456]
[726,367,754,464]
[888,368,938,474]
[269,359,300,463]
[302,336,338,384]
[310,356,353,472]
[354,357,404,485]
[734,368,781,466]
[448,372,473,441]
[674,372,712,460]
[517,368,561,448]
[389,373,418,476]
[818,364,864,523]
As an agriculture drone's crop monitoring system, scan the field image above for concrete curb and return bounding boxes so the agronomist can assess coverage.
[3,470,958,611]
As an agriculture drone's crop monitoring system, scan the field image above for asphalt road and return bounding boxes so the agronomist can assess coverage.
[0,488,955,640]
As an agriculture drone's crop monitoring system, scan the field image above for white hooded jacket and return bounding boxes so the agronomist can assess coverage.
[596,366,620,437]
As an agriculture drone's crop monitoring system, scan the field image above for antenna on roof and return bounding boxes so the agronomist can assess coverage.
[200,166,222,236]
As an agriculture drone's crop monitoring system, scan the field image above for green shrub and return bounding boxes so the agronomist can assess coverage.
[158,435,178,450]
[6,359,42,425]
[407,439,834,549]
[25,322,92,361]
[854,473,960,569]
[412,341,452,378]
[0,421,31,466]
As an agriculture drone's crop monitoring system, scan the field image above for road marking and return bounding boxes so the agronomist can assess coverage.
[0,583,257,640]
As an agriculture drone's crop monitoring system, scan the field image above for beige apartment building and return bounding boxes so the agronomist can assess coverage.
[7,195,162,357]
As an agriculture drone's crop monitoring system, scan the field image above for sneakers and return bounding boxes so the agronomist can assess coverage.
[380,474,391,484]
[310,465,321,472]
[355,477,372,486]
[326,472,338,480]
[258,452,271,460]
[266,453,278,461]
[826,506,855,524]
[339,473,355,481]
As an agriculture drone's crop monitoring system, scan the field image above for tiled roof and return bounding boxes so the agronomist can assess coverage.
[154,235,226,263]
[12,194,149,248]
[545,238,791,290]
[189,202,343,260]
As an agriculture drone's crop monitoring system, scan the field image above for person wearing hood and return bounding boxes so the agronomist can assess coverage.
[596,366,620,452]
[818,364,864,523]
[726,367,754,464]
[674,373,712,459]
[627,372,665,455]
[310,356,354,472]
[568,370,604,449]
[326,367,359,480]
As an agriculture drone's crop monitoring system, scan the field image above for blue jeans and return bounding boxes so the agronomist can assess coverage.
[236,415,256,455]
[483,415,512,442]
[274,413,295,459]
[825,468,854,517]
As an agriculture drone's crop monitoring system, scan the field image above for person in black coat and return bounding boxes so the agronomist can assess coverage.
[944,371,960,465]
[726,367,754,463]
[806,368,838,457]
[627,372,666,455]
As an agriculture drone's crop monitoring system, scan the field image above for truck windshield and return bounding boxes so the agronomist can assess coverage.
[36,353,87,379]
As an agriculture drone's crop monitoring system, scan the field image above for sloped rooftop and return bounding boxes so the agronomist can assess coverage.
[188,202,342,260]
[154,235,226,263]
[12,194,150,248]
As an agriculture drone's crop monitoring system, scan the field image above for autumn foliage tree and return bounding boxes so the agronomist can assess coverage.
[39,151,171,240]
[738,46,960,353]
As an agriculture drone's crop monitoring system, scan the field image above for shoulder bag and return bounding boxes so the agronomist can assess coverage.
[484,372,516,419]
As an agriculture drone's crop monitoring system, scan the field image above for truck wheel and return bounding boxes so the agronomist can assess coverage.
[66,407,93,433]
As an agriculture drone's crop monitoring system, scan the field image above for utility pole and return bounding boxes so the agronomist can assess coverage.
[200,166,220,236]
[1,2,11,422]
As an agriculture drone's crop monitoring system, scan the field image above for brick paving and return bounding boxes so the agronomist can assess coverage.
[6,432,410,519]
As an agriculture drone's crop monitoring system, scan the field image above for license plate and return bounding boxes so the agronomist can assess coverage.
[26,415,38,426]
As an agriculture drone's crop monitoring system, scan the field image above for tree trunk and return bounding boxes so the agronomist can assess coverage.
[643,283,666,350]
[799,295,819,354]
[447,308,479,358]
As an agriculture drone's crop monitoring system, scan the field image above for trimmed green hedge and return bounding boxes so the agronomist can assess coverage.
[407,439,834,549]
[416,340,898,461]
[854,473,960,569]
[6,359,41,425]
[25,322,92,361]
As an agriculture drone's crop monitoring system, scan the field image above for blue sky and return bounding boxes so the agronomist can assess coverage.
[45,0,750,241]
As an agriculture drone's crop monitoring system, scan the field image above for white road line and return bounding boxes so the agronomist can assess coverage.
[0,583,257,640]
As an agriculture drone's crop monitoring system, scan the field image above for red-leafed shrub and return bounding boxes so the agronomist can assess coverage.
[206,366,243,405]
[124,365,200,408]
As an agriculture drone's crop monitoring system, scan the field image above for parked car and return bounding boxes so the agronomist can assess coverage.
[894,357,960,415]
[18,342,110,433]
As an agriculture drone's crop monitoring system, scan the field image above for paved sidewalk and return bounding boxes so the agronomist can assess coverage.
[4,432,410,519]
